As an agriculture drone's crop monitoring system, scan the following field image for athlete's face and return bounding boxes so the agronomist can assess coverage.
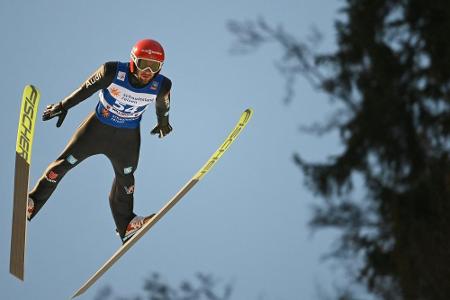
[135,68,155,84]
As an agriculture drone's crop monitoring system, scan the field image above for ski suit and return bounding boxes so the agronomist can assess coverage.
[28,61,172,238]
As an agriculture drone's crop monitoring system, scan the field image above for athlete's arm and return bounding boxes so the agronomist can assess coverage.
[61,62,117,109]
[151,78,172,138]
[42,62,117,127]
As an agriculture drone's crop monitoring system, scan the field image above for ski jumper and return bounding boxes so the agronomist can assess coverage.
[28,62,172,238]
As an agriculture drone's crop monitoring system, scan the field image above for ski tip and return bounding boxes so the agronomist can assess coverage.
[240,108,253,124]
[243,108,254,120]
[24,84,40,94]
[244,107,253,114]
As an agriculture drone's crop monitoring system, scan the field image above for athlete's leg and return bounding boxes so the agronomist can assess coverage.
[28,113,102,219]
[106,127,141,238]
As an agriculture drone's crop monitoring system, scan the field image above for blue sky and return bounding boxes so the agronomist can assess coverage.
[0,1,350,299]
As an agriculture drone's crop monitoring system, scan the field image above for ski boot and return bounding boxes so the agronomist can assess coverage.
[121,214,155,243]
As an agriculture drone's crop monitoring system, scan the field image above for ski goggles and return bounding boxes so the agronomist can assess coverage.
[133,57,163,73]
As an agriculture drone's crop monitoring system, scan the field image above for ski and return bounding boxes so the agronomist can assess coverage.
[72,108,253,298]
[10,85,41,280]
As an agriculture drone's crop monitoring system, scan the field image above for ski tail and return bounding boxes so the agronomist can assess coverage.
[10,85,41,280]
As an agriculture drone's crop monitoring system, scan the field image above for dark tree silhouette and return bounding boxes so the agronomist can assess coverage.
[94,272,233,300]
[229,1,450,299]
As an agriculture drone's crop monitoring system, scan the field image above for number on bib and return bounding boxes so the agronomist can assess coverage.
[113,100,140,115]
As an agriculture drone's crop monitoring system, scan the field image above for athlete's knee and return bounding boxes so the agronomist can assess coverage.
[122,165,136,176]
[64,154,80,166]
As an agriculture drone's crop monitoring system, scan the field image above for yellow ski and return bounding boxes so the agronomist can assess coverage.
[72,108,253,298]
[10,85,41,280]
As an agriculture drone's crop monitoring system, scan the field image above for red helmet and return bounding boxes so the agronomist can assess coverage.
[130,39,165,73]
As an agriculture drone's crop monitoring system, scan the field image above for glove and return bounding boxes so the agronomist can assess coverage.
[151,116,172,138]
[42,102,67,128]
[151,123,172,138]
